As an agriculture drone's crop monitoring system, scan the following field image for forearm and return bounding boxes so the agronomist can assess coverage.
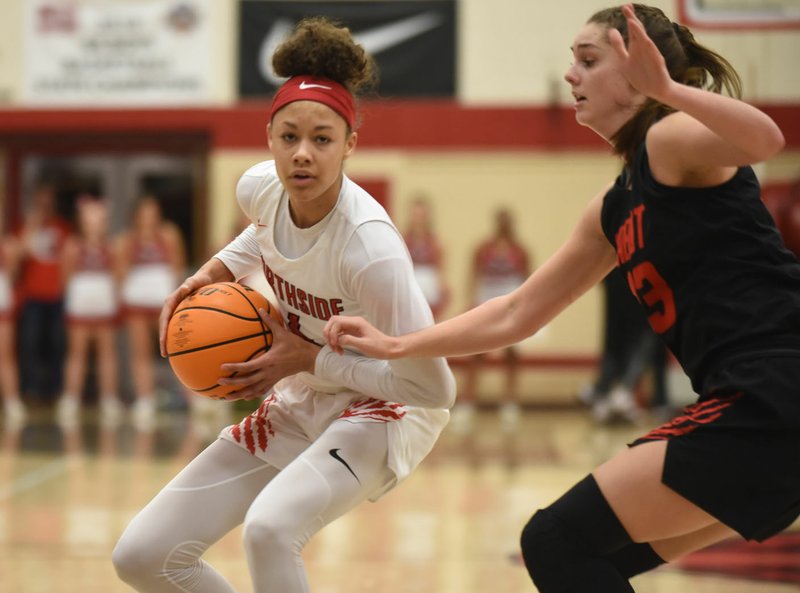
[395,294,532,359]
[187,257,235,285]
[316,347,456,409]
[659,82,784,160]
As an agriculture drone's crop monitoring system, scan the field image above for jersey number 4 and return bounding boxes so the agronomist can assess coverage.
[626,261,677,334]
[287,313,304,337]
[286,312,319,345]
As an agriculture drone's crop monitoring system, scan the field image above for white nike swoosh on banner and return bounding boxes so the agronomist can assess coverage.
[259,18,295,87]
[355,12,445,55]
[258,12,446,87]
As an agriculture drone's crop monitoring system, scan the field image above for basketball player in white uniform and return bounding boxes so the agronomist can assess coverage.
[112,17,455,593]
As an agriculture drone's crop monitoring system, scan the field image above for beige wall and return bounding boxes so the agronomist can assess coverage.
[0,0,798,106]
[459,0,800,104]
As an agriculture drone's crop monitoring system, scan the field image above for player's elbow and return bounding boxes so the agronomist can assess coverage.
[402,367,456,409]
[766,128,786,159]
[751,125,785,163]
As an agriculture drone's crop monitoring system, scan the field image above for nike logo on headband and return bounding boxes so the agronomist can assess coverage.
[299,81,333,91]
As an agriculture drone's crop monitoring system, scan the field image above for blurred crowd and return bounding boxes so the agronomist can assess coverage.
[1,183,194,431]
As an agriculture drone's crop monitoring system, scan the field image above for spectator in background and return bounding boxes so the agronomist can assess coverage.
[403,196,449,320]
[117,195,186,428]
[56,196,122,427]
[460,207,531,426]
[0,215,23,427]
[16,184,71,407]
[579,267,669,423]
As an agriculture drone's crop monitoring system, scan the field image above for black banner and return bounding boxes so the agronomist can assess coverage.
[238,0,456,98]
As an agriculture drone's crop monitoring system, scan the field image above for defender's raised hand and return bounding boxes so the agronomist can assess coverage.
[608,4,673,103]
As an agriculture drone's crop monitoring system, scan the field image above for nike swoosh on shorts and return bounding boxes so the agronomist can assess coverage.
[329,448,361,484]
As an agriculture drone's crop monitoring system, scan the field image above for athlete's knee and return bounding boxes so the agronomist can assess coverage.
[520,509,575,593]
[112,531,161,584]
[243,514,303,557]
[113,531,207,589]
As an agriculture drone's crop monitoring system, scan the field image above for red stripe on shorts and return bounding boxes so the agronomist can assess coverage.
[338,398,407,422]
[638,392,744,441]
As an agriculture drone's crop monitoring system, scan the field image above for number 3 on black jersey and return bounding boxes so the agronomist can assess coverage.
[626,261,677,334]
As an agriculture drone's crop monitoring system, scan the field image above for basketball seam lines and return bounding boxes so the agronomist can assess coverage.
[174,305,262,321]
[192,346,269,392]
[166,332,269,357]
[227,282,273,352]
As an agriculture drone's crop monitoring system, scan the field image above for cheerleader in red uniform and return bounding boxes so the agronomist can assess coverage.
[461,207,531,425]
[117,195,186,427]
[403,196,449,320]
[57,196,122,426]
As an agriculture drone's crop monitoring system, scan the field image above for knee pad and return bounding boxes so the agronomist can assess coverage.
[520,475,637,593]
[520,509,575,593]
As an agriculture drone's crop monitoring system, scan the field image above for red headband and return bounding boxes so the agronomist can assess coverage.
[269,75,356,129]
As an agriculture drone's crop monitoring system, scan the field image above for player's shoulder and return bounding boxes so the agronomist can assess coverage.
[236,160,284,214]
[237,160,281,195]
[337,175,394,228]
[241,159,278,179]
[334,177,408,263]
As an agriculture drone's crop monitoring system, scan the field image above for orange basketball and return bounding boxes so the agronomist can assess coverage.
[165,282,283,399]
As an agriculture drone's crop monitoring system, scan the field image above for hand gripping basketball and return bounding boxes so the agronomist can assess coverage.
[165,282,283,399]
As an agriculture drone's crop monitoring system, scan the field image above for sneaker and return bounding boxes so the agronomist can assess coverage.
[608,386,643,423]
[56,396,81,427]
[591,396,614,424]
[131,398,157,431]
[3,399,27,428]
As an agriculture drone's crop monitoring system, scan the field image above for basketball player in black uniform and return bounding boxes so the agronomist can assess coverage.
[324,4,800,591]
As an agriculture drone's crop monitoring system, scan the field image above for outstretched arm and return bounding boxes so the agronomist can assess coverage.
[325,187,618,359]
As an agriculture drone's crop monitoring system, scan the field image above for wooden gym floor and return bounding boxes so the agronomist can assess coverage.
[0,403,797,593]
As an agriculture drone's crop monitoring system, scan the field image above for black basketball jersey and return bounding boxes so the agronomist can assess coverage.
[601,144,800,392]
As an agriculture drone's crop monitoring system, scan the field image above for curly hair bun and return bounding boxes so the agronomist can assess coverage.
[271,17,377,94]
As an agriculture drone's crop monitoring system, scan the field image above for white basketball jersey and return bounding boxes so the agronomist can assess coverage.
[221,161,445,390]
[215,161,454,491]
[250,165,389,391]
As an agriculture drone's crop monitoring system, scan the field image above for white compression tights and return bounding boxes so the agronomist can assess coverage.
[112,421,393,593]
